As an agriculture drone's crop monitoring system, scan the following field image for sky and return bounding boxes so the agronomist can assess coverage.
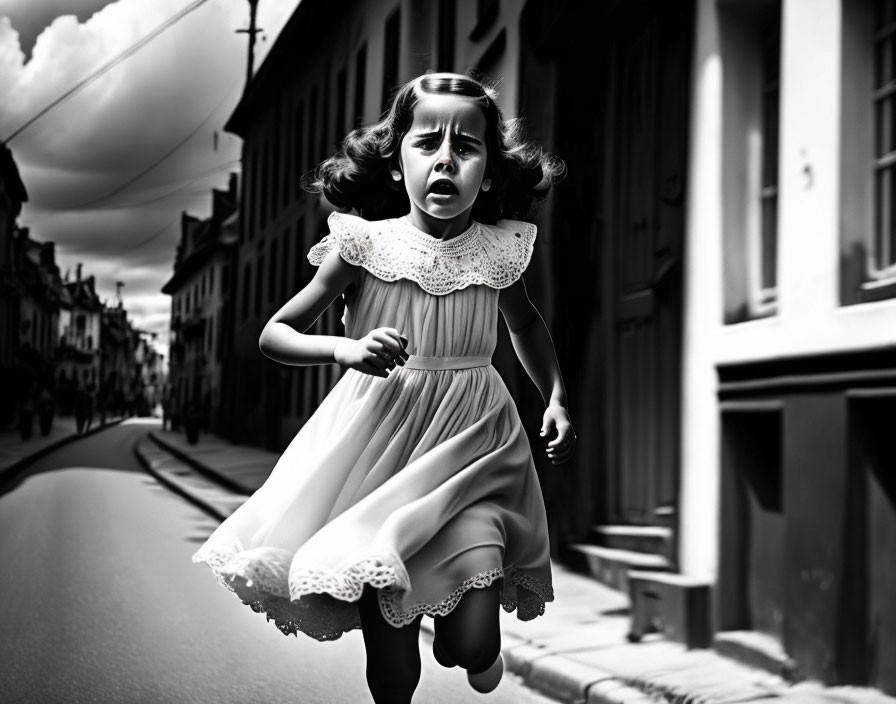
[0,0,297,359]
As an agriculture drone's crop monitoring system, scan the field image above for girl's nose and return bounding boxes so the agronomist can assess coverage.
[435,155,455,172]
[435,140,455,172]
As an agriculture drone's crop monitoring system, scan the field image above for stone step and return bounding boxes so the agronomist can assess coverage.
[570,543,670,592]
[590,524,674,558]
[714,630,801,682]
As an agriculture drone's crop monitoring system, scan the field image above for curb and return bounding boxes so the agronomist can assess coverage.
[0,417,127,487]
[132,438,230,522]
[147,431,252,495]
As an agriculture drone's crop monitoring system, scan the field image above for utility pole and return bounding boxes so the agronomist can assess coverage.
[236,0,261,89]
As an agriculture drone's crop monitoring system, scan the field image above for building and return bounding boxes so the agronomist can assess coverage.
[100,300,136,415]
[56,264,103,403]
[133,330,166,416]
[218,0,895,691]
[0,143,29,425]
[162,175,238,431]
[12,228,63,390]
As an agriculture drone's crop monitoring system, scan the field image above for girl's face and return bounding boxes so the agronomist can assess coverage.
[398,92,488,231]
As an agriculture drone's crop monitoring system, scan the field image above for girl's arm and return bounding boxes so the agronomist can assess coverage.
[258,248,408,378]
[498,276,576,465]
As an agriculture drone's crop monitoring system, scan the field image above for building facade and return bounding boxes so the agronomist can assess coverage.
[0,144,29,425]
[57,265,103,404]
[216,0,895,691]
[162,175,238,431]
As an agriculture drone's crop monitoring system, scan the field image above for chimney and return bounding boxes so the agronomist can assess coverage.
[40,242,55,267]
[229,172,238,200]
[76,262,82,282]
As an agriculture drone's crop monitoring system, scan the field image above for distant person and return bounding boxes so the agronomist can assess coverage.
[192,73,575,702]
[161,388,172,431]
[83,382,96,432]
[73,382,86,434]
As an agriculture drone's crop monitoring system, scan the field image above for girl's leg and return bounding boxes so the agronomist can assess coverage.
[432,582,502,675]
[357,585,423,704]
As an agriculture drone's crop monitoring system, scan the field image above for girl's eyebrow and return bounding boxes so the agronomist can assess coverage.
[411,129,483,146]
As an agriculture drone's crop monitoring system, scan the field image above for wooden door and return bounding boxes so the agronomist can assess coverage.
[603,2,691,525]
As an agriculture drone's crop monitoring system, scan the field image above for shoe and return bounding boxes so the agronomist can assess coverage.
[467,654,503,693]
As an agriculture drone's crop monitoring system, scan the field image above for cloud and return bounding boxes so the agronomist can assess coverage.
[0,0,297,358]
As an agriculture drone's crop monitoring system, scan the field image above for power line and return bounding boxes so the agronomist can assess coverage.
[64,87,239,210]
[117,161,241,209]
[114,217,180,254]
[3,0,215,143]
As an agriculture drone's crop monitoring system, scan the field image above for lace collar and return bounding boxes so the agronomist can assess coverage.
[308,212,537,296]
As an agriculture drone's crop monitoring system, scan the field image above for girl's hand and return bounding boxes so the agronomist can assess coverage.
[540,405,576,465]
[333,327,409,378]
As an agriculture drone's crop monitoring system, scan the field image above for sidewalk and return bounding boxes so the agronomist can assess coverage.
[0,414,125,484]
[138,429,896,704]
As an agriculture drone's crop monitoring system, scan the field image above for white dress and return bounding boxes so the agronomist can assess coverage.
[193,212,553,641]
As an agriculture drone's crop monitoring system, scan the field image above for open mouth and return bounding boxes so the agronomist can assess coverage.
[428,179,458,195]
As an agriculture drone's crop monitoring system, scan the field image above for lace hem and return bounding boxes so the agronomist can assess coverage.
[307,212,536,296]
[192,538,553,641]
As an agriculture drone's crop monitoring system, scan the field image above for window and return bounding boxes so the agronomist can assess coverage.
[281,227,291,302]
[757,12,780,309]
[437,0,456,72]
[354,44,367,127]
[294,101,305,196]
[382,9,401,113]
[336,67,347,139]
[268,237,278,304]
[241,263,251,321]
[282,99,292,208]
[260,139,270,230]
[249,146,259,240]
[841,0,896,303]
[321,77,331,161]
[255,255,264,318]
[872,0,896,280]
[720,2,781,322]
[309,87,318,177]
[273,98,282,219]
[240,153,249,244]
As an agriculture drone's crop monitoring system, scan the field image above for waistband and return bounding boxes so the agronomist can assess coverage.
[402,354,492,371]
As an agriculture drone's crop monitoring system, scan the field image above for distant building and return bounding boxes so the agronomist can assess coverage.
[100,300,136,416]
[0,143,29,425]
[57,264,102,401]
[6,226,63,426]
[133,331,165,416]
[162,174,238,431]
[218,0,896,692]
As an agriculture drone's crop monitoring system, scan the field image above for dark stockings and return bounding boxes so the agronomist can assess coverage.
[358,586,423,704]
[432,582,502,674]
[358,582,503,703]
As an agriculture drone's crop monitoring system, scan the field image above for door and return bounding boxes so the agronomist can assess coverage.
[603,1,691,526]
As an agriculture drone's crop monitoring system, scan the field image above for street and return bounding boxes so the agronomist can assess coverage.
[0,420,555,704]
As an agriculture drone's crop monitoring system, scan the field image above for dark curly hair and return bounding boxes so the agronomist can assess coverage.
[304,72,565,223]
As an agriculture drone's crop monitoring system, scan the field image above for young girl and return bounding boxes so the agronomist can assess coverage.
[193,72,576,703]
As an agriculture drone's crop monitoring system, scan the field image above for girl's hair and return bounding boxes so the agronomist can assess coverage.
[304,72,565,223]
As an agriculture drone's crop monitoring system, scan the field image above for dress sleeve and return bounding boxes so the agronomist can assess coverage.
[481,219,538,288]
[307,212,373,267]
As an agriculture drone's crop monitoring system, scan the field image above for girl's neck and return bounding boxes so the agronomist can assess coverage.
[404,208,474,241]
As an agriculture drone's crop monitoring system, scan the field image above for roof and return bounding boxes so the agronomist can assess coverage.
[225,0,350,137]
[0,142,28,205]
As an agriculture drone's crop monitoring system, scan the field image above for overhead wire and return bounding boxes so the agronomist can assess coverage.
[64,86,240,210]
[3,0,215,143]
